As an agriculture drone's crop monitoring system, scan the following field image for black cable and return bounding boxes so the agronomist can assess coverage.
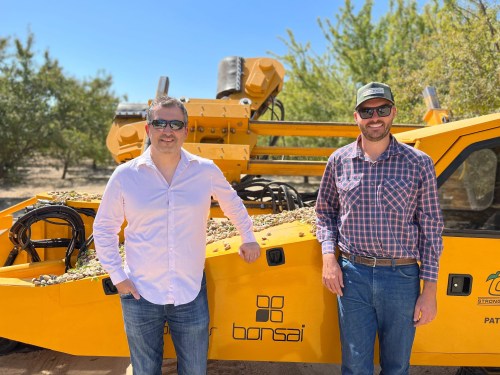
[267,98,285,148]
[7,205,87,271]
[233,176,312,213]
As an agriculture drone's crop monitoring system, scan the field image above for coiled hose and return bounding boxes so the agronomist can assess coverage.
[5,204,95,271]
[233,175,317,213]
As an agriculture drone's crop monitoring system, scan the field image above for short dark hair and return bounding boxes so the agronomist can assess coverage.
[146,96,188,125]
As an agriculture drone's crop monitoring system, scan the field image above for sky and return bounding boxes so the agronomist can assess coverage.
[1,0,422,104]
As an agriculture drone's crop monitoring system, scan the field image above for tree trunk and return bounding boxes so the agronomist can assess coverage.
[61,160,69,179]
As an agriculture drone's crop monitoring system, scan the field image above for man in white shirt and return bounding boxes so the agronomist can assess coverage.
[93,96,260,375]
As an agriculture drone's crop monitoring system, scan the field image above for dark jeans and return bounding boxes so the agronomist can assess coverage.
[338,257,420,375]
[120,275,209,375]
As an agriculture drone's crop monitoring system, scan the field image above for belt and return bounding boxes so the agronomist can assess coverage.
[340,251,417,267]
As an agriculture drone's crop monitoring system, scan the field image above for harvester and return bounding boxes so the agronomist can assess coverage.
[0,57,499,371]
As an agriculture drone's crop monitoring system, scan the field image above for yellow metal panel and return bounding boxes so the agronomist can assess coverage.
[183,143,250,163]
[250,121,420,137]
[395,113,500,170]
[106,120,147,164]
[0,259,65,278]
[185,99,251,121]
[411,235,500,366]
[252,146,335,157]
[246,160,327,176]
[1,216,499,366]
[0,275,129,356]
[205,221,341,363]
[0,197,37,217]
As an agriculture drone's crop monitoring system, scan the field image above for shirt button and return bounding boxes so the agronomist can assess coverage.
[371,182,375,186]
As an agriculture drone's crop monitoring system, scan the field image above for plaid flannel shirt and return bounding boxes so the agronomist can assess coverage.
[315,136,444,281]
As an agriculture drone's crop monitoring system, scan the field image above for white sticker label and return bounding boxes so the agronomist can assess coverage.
[363,88,385,96]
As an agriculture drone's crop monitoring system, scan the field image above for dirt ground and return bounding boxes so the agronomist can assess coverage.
[0,347,459,375]
[0,161,461,374]
[0,159,113,201]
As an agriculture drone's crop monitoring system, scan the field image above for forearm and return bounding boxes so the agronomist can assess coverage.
[211,168,256,244]
[421,280,437,297]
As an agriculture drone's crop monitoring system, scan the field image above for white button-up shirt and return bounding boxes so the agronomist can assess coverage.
[93,147,256,305]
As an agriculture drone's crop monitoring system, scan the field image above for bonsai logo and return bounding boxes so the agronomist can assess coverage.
[256,295,284,323]
[487,271,500,296]
[232,295,305,342]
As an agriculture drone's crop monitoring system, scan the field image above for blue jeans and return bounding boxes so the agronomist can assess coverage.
[120,275,209,375]
[337,257,420,375]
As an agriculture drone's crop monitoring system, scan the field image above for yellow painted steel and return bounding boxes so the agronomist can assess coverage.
[0,274,129,356]
[106,119,146,164]
[0,219,343,363]
[394,113,500,177]
[2,207,500,364]
[249,120,420,137]
[412,235,500,366]
[247,160,327,177]
[252,146,335,157]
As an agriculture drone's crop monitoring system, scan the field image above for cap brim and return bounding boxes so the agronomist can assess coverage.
[355,96,395,109]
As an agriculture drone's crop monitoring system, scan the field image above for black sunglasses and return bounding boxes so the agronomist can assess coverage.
[149,119,186,130]
[357,105,393,119]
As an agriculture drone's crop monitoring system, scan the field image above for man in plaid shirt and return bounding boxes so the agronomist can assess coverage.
[315,82,443,375]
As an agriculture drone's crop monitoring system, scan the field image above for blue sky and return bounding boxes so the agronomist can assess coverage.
[2,1,421,103]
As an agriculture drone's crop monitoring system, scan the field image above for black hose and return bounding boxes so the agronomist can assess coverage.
[7,205,90,271]
[233,176,316,213]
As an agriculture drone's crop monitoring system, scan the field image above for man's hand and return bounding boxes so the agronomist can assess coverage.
[115,279,140,300]
[239,241,261,263]
[414,281,437,327]
[322,253,344,296]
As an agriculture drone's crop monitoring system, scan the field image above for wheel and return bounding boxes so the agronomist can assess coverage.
[0,337,19,355]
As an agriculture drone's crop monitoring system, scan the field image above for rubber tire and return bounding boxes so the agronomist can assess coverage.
[0,337,19,356]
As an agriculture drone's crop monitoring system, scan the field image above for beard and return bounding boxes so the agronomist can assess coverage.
[359,120,391,142]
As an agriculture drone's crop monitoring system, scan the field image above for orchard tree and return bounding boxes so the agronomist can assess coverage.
[0,32,120,181]
[0,34,53,179]
[276,0,499,125]
[45,72,118,179]
[392,0,500,121]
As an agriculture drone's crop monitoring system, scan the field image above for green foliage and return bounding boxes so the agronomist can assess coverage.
[0,34,53,179]
[43,71,119,178]
[0,33,120,180]
[276,0,499,126]
[404,0,500,120]
[276,30,354,123]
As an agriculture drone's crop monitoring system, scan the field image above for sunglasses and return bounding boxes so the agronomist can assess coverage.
[149,119,186,130]
[357,105,393,119]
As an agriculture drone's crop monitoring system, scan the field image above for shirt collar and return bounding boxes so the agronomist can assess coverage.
[136,147,197,168]
[350,134,402,161]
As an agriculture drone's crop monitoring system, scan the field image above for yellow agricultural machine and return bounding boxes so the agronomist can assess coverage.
[0,57,499,371]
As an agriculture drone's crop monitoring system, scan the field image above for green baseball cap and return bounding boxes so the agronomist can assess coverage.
[356,82,395,109]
